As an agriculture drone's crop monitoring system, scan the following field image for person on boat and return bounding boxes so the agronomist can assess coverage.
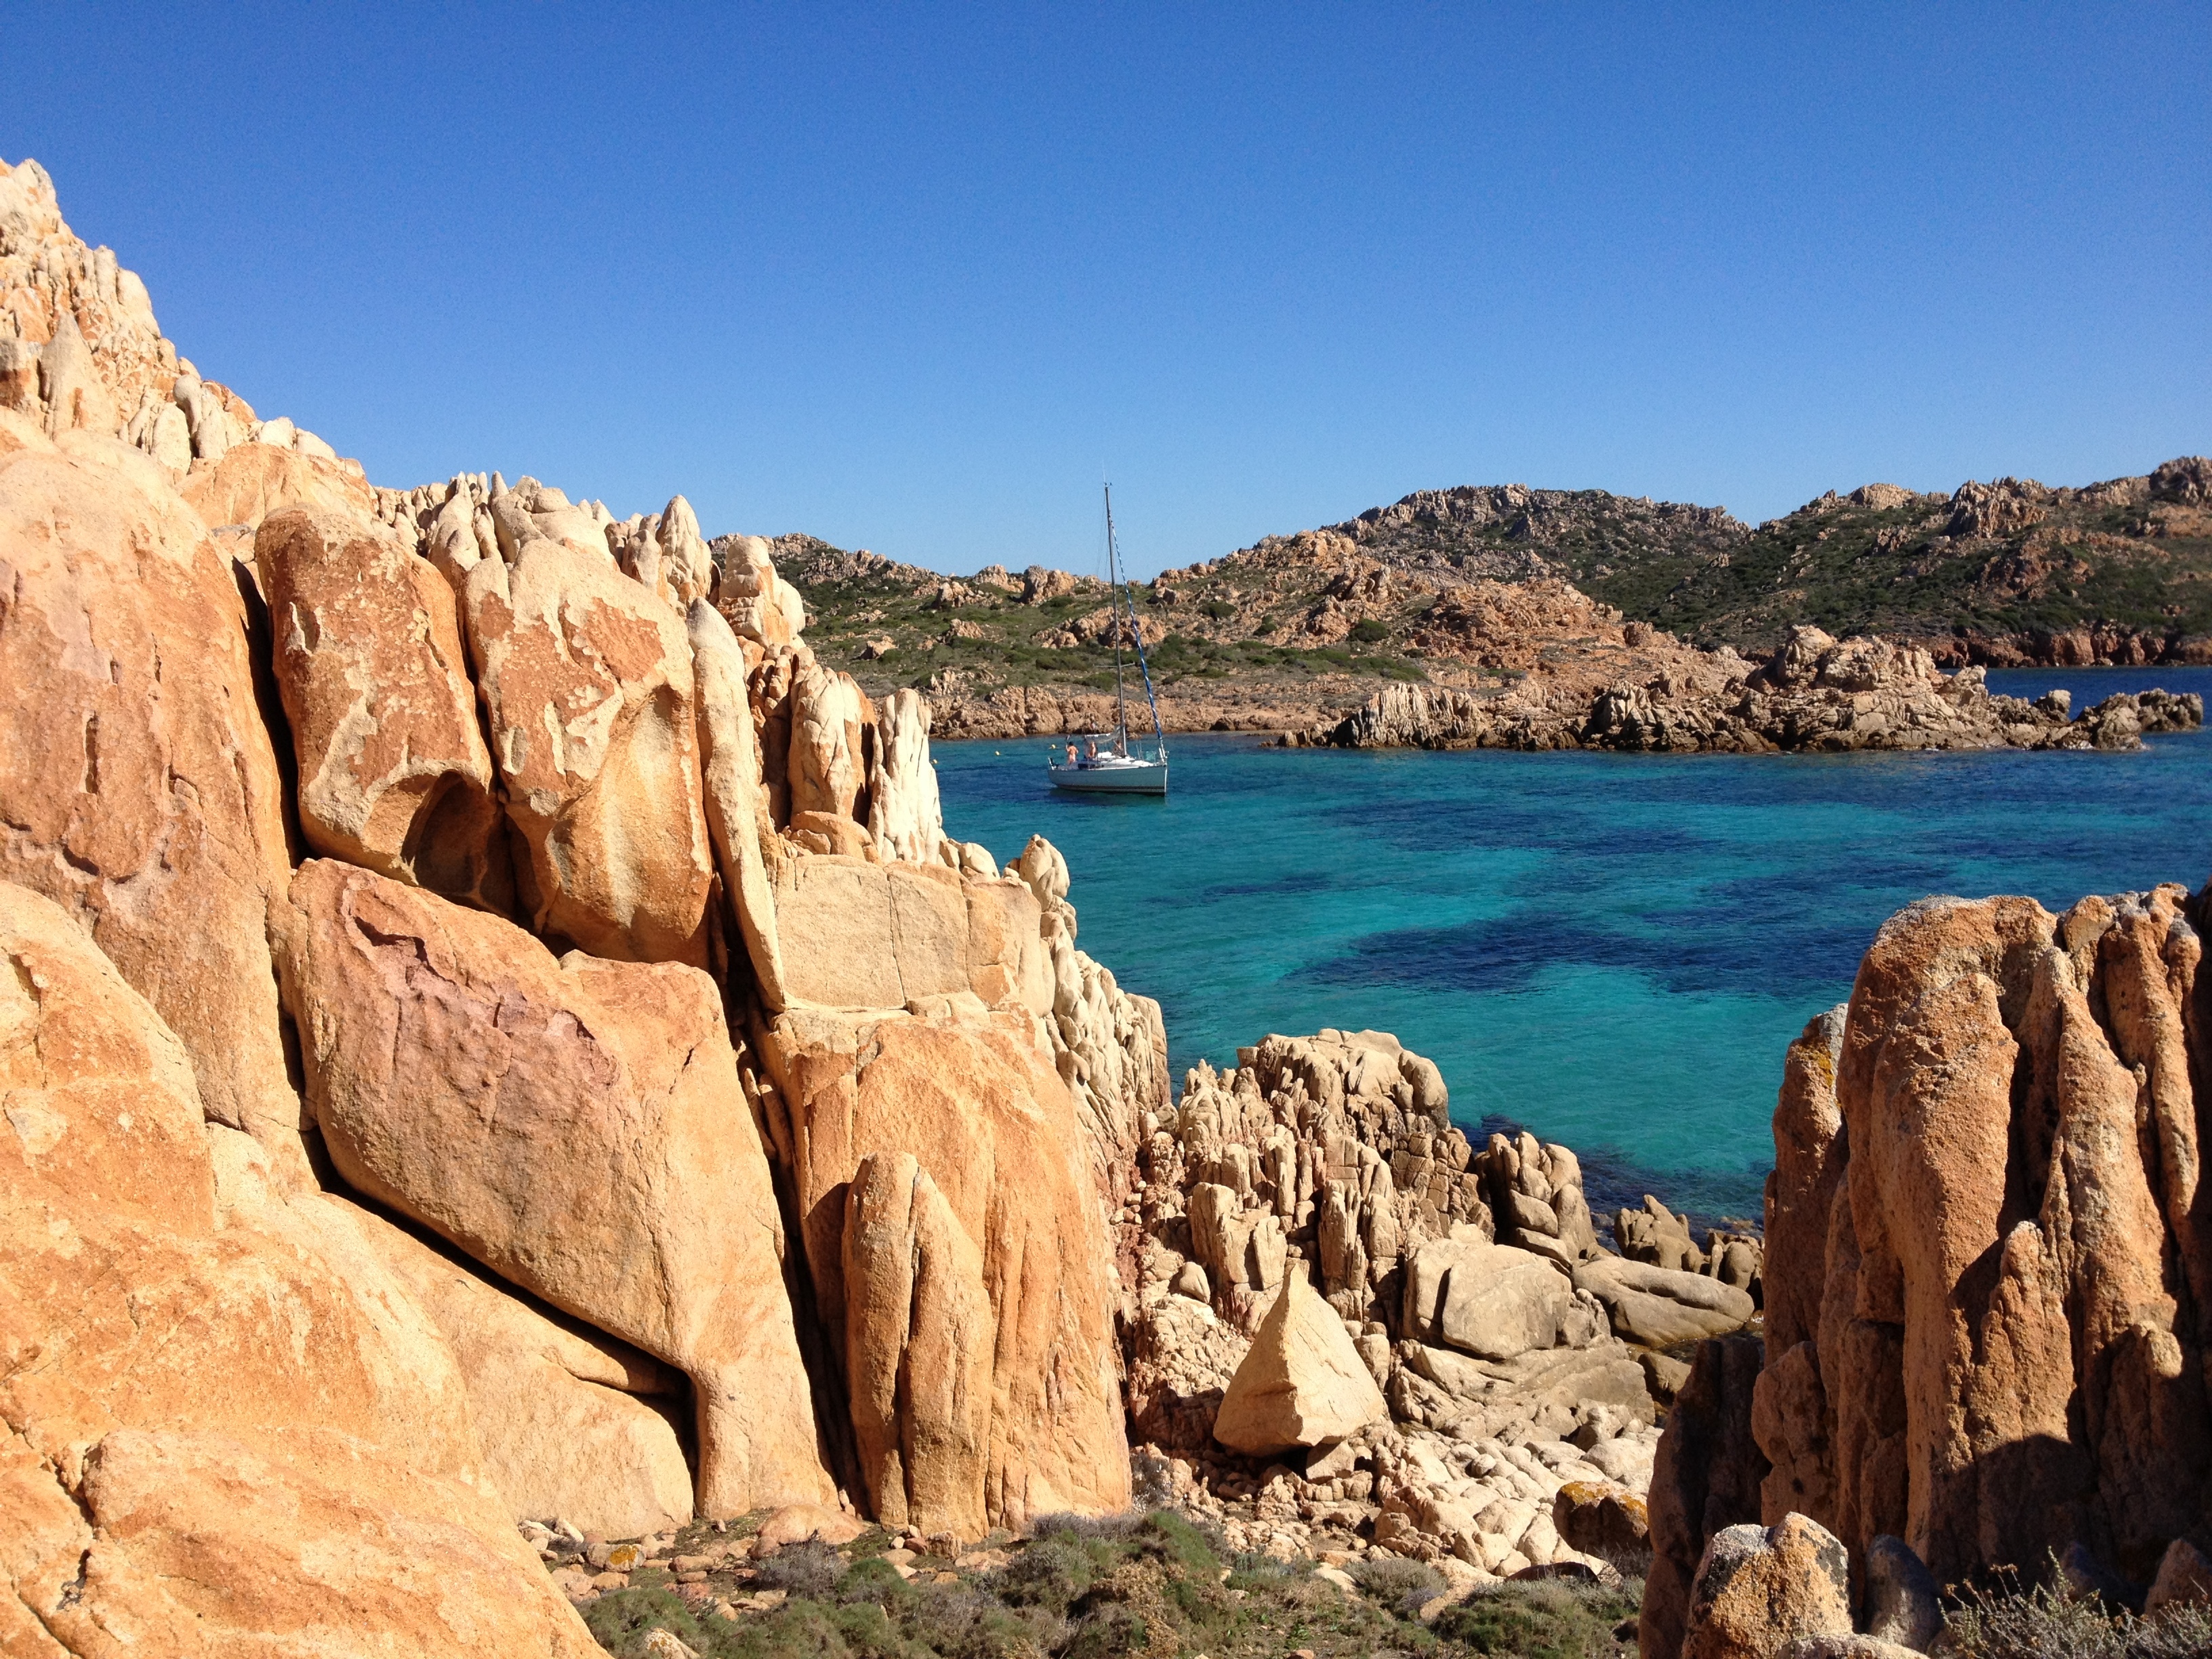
[1064,741,1077,767]
[1083,737,1098,764]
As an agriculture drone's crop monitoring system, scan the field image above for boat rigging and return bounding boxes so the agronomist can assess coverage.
[1047,484,1168,796]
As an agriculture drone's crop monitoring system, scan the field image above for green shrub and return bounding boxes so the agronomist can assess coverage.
[583,1587,720,1658]
[1430,1578,1641,1657]
[988,1535,1098,1617]
[1351,618,1391,642]
[834,1555,914,1608]
[1130,1509,1224,1576]
[1350,1553,1446,1619]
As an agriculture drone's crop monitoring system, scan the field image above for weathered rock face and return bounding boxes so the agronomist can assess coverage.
[756,1006,1132,1532]
[0,438,304,1172]
[769,853,1050,1014]
[790,654,874,822]
[1117,1030,1488,1449]
[1300,620,2204,754]
[464,539,714,964]
[1749,884,2212,1585]
[0,157,174,441]
[1475,1131,1602,1267]
[1403,1235,1577,1361]
[712,531,808,648]
[1007,835,1171,1234]
[842,1150,994,1538]
[1213,1272,1389,1456]
[0,878,596,1655]
[689,598,790,1007]
[1681,1513,1853,1659]
[609,493,714,608]
[180,439,373,531]
[1573,1256,1757,1348]
[258,506,511,911]
[353,1204,696,1540]
[867,687,945,863]
[277,859,832,1519]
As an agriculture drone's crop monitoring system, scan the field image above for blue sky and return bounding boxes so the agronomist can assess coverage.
[9,4,2207,577]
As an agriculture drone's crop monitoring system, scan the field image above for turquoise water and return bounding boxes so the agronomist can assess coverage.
[933,667,2212,1223]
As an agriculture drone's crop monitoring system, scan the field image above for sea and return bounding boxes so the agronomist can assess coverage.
[931,667,2212,1227]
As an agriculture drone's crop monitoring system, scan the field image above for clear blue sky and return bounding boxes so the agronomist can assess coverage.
[10,4,2207,577]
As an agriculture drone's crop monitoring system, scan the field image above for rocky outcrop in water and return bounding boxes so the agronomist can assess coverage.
[1294,622,2203,753]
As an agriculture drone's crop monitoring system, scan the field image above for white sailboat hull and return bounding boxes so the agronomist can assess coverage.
[1048,757,1168,794]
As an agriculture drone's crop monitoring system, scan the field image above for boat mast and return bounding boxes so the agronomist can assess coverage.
[1104,483,1129,752]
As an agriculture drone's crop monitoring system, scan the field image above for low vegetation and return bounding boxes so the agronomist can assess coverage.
[1940,1572,2212,1659]
[579,1508,1641,1659]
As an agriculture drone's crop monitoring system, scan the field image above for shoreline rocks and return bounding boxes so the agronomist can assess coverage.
[1288,623,2204,754]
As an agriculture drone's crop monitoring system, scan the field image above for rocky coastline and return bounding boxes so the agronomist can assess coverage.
[7,148,2212,1659]
[1286,621,2203,754]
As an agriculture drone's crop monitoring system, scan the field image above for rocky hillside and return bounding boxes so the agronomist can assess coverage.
[767,466,2211,738]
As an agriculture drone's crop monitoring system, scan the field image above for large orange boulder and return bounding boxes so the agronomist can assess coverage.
[842,1151,994,1538]
[0,877,596,1656]
[0,441,304,1174]
[463,540,713,964]
[1749,886,2212,1585]
[758,1006,1132,1530]
[258,506,511,912]
[276,859,833,1518]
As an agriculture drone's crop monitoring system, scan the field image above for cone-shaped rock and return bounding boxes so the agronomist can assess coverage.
[1213,1272,1388,1456]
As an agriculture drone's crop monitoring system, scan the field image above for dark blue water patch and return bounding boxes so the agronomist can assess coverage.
[1300,903,1860,1004]
[1203,870,1336,901]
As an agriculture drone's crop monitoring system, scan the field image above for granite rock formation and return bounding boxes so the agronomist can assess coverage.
[1102,1028,1747,1575]
[0,878,599,1654]
[1,159,1169,1652]
[276,858,832,1521]
[1750,884,2212,1585]
[1295,622,2203,754]
[1643,873,2212,1658]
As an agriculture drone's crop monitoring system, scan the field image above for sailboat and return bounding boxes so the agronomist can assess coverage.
[1048,484,1168,795]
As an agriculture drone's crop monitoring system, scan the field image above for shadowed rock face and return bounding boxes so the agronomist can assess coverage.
[352,1204,697,1541]
[842,1150,994,1537]
[1750,884,2212,1585]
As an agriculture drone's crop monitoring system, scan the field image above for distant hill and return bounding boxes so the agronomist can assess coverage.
[733,457,2212,732]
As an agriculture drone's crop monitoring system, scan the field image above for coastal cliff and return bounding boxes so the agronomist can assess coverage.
[1,155,1158,1649]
